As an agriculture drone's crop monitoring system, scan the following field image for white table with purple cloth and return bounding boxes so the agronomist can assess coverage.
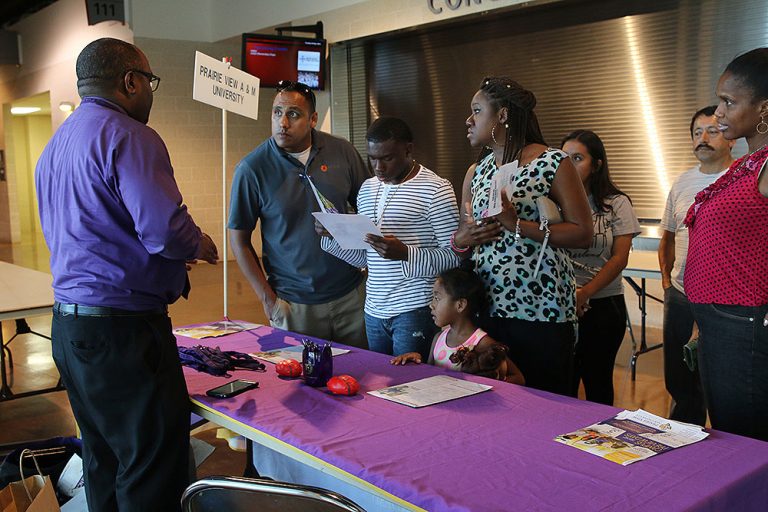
[178,323,768,512]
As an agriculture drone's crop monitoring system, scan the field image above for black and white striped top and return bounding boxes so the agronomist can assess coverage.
[322,165,460,318]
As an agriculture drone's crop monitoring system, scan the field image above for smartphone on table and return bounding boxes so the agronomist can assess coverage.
[205,379,259,398]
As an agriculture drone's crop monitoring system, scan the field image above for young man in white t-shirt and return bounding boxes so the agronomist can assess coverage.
[658,106,735,426]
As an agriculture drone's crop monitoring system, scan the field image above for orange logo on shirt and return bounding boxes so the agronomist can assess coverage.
[320,164,328,172]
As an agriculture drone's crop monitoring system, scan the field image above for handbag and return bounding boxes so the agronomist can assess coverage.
[532,196,563,277]
[683,337,698,372]
[535,196,563,224]
[0,437,81,490]
[0,450,61,512]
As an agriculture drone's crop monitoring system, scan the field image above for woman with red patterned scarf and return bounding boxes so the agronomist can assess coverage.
[684,48,768,441]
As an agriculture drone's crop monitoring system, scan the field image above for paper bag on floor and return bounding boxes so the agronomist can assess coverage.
[0,474,60,512]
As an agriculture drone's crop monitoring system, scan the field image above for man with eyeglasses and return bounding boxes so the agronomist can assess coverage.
[36,38,217,512]
[229,80,371,347]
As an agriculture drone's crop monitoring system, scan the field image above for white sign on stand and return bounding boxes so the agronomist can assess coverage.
[192,51,260,319]
[193,51,260,120]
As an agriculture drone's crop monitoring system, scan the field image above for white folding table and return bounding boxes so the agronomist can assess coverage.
[622,250,663,380]
[0,261,62,401]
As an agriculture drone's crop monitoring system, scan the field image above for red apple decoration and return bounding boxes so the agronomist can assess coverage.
[327,375,360,396]
[276,359,303,377]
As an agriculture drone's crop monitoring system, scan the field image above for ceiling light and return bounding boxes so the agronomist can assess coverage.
[10,107,41,115]
[59,102,75,112]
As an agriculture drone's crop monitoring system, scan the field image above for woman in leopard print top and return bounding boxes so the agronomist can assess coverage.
[452,77,593,395]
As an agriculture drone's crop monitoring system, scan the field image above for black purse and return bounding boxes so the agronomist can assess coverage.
[683,337,698,372]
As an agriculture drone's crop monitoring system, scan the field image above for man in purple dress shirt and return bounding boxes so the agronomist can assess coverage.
[35,38,217,512]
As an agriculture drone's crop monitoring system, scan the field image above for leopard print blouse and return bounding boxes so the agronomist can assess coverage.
[470,149,576,322]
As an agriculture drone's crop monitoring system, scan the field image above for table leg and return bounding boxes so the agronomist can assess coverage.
[0,325,13,400]
[626,277,663,381]
[244,438,261,478]
[0,319,64,402]
[3,319,52,371]
[641,278,647,349]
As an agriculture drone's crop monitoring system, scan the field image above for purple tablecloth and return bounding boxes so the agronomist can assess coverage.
[179,325,768,512]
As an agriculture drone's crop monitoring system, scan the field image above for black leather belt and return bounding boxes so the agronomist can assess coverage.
[53,302,167,317]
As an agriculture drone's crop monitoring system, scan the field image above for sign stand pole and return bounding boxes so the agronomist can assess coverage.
[222,57,230,320]
[192,51,259,323]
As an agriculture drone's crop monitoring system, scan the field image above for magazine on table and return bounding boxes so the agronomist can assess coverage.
[172,320,262,339]
[554,409,709,465]
[368,375,492,408]
[250,345,350,364]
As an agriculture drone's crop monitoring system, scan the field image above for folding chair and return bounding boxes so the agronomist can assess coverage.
[181,475,367,512]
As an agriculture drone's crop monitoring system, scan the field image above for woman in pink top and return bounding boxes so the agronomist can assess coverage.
[684,48,768,441]
[391,268,524,385]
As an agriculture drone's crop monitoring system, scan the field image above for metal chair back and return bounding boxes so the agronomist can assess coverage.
[181,475,367,512]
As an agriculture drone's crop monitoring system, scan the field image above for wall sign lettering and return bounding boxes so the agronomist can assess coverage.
[428,0,500,15]
[85,0,125,25]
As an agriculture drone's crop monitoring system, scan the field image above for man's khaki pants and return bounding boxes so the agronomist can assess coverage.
[270,280,367,349]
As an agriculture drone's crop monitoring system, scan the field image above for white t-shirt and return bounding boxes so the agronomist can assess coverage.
[660,165,728,294]
[569,194,641,299]
[288,146,311,166]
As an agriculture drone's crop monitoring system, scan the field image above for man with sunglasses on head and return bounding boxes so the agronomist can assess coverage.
[36,38,217,512]
[229,80,370,347]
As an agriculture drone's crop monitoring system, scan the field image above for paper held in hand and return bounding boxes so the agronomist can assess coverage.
[313,212,382,250]
[554,409,709,466]
[368,375,492,408]
[485,160,518,217]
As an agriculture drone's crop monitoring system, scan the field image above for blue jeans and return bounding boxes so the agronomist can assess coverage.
[365,306,437,359]
[691,302,768,441]
[663,287,706,426]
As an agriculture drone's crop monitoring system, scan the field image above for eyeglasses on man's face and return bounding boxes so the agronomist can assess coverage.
[127,69,161,92]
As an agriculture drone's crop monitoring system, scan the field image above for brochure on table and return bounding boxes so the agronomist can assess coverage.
[368,375,492,408]
[251,345,350,364]
[554,409,709,466]
[173,320,262,339]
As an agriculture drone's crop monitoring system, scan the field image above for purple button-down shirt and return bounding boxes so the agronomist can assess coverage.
[36,97,201,310]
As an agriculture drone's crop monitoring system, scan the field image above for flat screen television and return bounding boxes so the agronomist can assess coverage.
[241,33,327,90]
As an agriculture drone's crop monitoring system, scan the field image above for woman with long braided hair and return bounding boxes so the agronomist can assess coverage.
[451,77,593,395]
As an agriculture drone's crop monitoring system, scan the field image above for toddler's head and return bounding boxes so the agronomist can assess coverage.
[430,268,487,328]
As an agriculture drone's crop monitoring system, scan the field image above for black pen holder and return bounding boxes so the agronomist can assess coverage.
[302,341,333,387]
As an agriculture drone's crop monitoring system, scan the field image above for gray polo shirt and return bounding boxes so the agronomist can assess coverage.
[228,130,371,304]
